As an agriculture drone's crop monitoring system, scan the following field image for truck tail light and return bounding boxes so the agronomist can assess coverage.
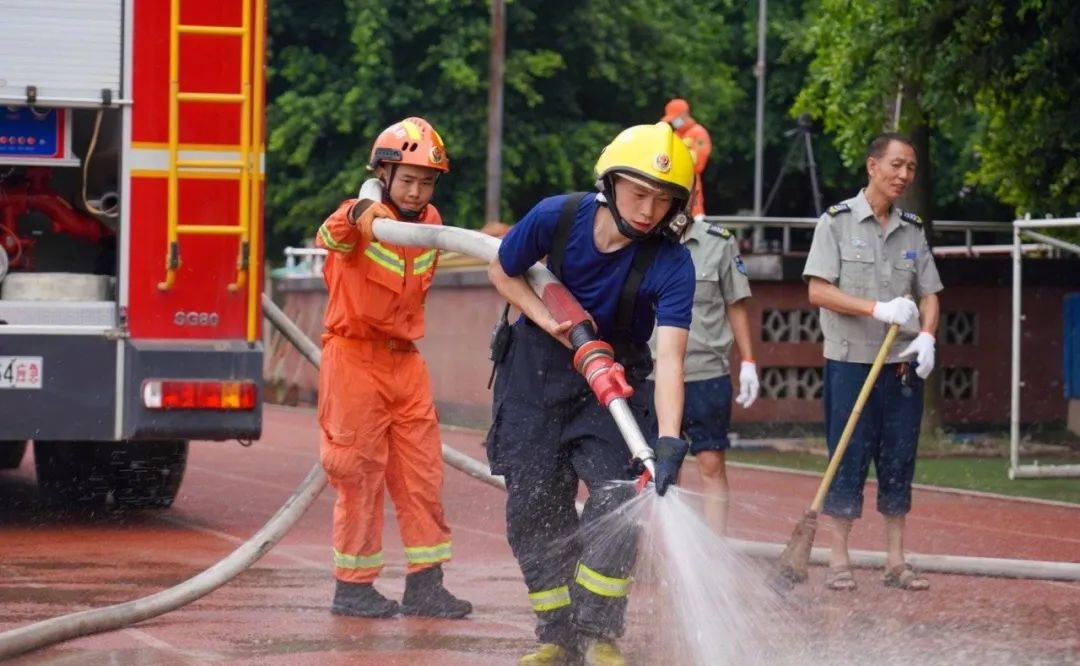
[142,380,257,410]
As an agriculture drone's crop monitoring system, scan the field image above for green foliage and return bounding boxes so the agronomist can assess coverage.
[793,0,1080,218]
[265,0,1080,256]
[266,0,745,250]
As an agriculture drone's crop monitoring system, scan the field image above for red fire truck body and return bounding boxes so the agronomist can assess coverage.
[0,0,266,508]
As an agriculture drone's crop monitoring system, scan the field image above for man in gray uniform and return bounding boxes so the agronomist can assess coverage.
[647,221,759,535]
[802,132,942,592]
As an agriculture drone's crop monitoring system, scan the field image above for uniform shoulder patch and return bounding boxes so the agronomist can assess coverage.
[899,209,923,225]
[705,224,732,238]
[826,202,851,216]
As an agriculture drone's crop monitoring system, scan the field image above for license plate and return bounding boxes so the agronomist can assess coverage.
[0,356,43,389]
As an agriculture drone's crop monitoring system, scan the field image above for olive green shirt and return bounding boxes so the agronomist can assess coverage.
[649,222,751,381]
[802,189,944,363]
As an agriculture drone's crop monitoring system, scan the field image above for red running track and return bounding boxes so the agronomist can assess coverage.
[0,404,1077,664]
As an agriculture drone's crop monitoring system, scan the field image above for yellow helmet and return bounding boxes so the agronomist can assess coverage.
[594,122,695,200]
[594,122,695,240]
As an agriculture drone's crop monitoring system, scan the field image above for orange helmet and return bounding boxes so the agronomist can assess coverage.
[662,98,690,123]
[367,117,450,173]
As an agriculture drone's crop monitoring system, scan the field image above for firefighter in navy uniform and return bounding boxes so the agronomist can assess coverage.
[486,123,697,666]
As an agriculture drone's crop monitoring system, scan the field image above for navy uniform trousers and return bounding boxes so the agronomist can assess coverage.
[486,320,654,646]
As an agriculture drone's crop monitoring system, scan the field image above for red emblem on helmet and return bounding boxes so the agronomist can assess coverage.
[654,153,671,173]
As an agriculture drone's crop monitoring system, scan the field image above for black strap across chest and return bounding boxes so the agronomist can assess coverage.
[547,192,662,334]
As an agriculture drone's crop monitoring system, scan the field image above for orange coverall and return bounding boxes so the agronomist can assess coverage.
[676,120,712,218]
[315,199,450,584]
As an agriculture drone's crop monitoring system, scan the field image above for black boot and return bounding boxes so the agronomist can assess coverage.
[331,579,399,618]
[400,565,473,619]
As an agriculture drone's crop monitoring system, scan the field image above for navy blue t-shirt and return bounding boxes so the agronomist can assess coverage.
[498,193,694,345]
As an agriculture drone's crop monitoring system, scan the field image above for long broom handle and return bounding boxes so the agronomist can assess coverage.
[808,323,901,512]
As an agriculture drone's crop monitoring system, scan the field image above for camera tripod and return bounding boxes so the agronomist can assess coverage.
[763,113,823,217]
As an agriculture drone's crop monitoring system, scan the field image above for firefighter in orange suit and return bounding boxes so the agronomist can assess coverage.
[315,117,471,619]
[662,98,712,221]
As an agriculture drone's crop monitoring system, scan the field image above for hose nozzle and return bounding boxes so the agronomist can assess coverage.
[572,339,633,406]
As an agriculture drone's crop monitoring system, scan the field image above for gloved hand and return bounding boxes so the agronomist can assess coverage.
[871,297,919,326]
[653,436,689,497]
[349,200,396,242]
[898,331,936,378]
[734,360,759,408]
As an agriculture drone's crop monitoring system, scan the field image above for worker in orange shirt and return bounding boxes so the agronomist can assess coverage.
[315,117,471,619]
[662,98,712,222]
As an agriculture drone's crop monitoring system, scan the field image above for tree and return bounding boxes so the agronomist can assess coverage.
[265,0,747,255]
[792,0,1080,218]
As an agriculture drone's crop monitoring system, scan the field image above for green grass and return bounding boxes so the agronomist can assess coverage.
[726,450,1080,505]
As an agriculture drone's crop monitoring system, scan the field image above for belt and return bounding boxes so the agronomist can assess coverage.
[323,334,417,352]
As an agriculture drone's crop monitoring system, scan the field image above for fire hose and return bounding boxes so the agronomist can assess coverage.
[0,219,648,659]
[3,222,1079,661]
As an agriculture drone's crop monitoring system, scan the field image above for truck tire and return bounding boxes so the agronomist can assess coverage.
[34,440,189,509]
[0,441,28,469]
[34,441,110,505]
[109,440,188,509]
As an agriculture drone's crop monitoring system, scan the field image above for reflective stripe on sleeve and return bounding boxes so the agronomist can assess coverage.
[318,223,356,253]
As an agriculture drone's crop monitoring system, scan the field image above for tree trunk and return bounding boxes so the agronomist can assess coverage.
[894,90,943,439]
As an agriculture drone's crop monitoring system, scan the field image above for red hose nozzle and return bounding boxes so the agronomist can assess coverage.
[572,339,633,406]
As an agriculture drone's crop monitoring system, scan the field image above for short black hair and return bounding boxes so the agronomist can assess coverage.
[865,132,915,161]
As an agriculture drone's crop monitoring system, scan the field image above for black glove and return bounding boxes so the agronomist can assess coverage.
[653,436,689,497]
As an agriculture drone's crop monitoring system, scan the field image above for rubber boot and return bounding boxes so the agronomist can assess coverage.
[582,639,626,666]
[400,564,473,619]
[330,579,399,618]
[518,643,573,665]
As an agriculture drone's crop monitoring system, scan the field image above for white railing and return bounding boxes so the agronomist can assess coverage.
[274,216,1048,279]
[1010,215,1080,480]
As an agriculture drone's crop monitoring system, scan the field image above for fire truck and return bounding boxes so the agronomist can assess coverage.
[0,0,265,508]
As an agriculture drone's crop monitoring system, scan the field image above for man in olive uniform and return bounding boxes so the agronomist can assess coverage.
[802,132,942,592]
[646,222,759,535]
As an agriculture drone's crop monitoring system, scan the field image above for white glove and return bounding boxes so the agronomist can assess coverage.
[693,213,706,224]
[871,297,919,326]
[899,332,936,379]
[358,178,384,202]
[734,361,759,408]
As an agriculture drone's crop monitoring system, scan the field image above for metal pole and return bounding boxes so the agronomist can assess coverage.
[1009,218,1024,478]
[484,0,506,225]
[804,130,823,216]
[752,0,767,252]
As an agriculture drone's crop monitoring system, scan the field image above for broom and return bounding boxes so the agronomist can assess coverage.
[776,322,901,584]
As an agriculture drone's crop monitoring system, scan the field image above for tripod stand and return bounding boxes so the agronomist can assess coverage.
[763,113,823,217]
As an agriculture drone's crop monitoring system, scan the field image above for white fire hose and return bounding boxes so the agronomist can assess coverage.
[2,220,1079,661]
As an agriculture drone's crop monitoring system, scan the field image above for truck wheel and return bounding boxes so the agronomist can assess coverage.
[109,440,188,509]
[34,441,111,506]
[0,441,28,469]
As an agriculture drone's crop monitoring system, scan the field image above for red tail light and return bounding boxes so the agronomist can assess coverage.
[142,380,257,410]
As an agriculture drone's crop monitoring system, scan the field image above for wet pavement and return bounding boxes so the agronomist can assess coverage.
[1,404,1078,665]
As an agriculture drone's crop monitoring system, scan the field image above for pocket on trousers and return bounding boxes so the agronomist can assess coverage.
[319,392,361,478]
